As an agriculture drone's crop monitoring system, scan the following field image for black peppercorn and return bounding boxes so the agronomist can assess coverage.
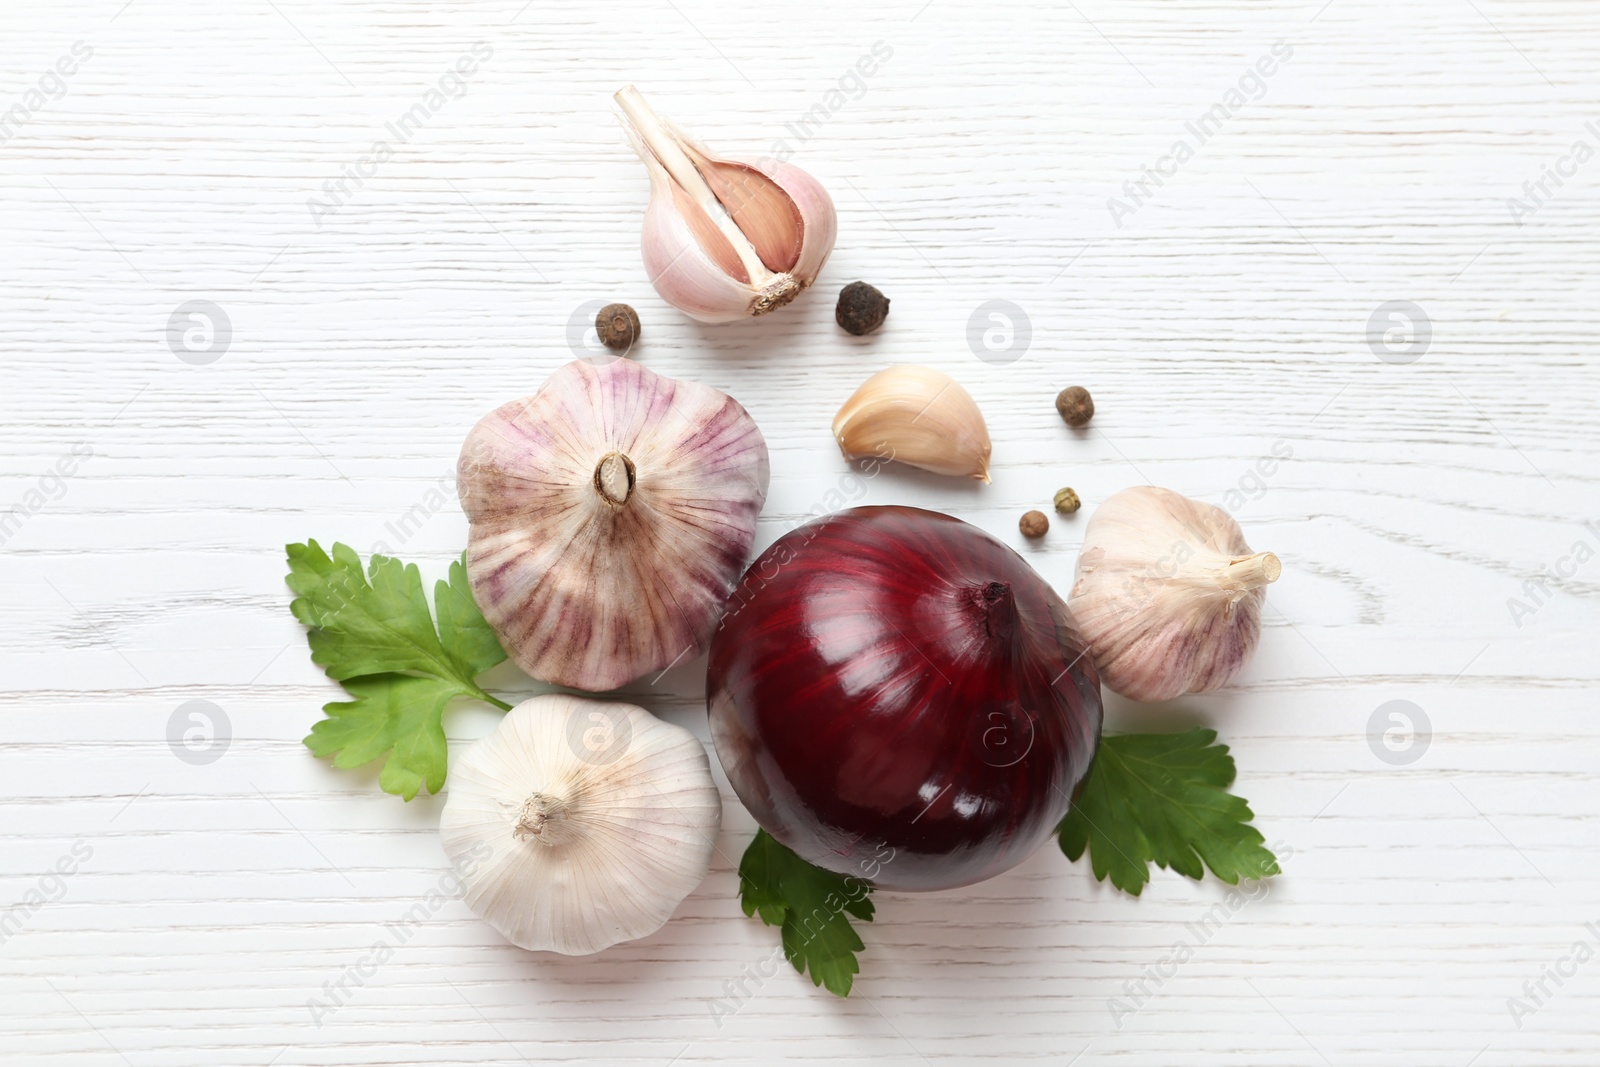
[595,303,641,352]
[835,281,890,336]
[1055,386,1094,427]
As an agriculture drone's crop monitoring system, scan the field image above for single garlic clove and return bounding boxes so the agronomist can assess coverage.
[440,694,722,956]
[687,149,804,272]
[832,364,993,482]
[638,153,766,324]
[457,357,770,691]
[1068,485,1281,702]
[714,152,838,287]
[616,86,837,323]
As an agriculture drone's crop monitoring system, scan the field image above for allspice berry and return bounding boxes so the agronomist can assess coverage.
[835,281,890,336]
[595,303,641,351]
[1055,385,1094,427]
[1019,510,1049,538]
[1053,487,1081,514]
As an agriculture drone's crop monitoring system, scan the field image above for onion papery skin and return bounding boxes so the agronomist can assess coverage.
[707,506,1103,892]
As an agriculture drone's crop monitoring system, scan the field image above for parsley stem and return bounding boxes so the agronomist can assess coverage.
[475,690,514,712]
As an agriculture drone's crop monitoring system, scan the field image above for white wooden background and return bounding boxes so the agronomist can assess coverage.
[3,0,1598,1063]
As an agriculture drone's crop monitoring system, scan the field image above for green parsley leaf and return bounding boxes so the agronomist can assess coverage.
[306,674,459,800]
[1057,729,1279,896]
[287,540,510,801]
[738,830,875,997]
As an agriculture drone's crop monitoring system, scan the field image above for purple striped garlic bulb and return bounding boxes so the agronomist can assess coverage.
[615,86,837,323]
[1068,486,1280,702]
[457,357,769,691]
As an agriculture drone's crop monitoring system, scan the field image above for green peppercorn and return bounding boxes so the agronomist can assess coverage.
[1053,488,1081,514]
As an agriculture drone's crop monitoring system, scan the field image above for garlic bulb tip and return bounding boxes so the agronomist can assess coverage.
[458,357,769,691]
[441,694,722,956]
[1068,485,1280,702]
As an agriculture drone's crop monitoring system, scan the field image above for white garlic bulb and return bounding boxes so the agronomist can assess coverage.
[832,364,993,481]
[616,86,837,323]
[1069,486,1281,702]
[457,357,769,691]
[441,694,722,955]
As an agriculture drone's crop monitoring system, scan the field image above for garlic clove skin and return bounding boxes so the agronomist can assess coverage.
[617,86,837,323]
[1068,485,1280,702]
[712,153,838,287]
[440,694,722,956]
[832,364,993,481]
[687,149,804,272]
[638,153,769,324]
[458,357,770,691]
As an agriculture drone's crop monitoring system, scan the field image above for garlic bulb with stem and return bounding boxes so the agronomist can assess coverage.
[1068,485,1280,702]
[457,356,769,691]
[832,364,992,481]
[440,694,722,955]
[615,85,837,323]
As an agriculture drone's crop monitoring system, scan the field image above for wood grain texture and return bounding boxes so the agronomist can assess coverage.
[3,0,1599,1063]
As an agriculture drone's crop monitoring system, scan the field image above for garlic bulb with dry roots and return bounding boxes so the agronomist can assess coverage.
[616,86,837,323]
[440,694,722,955]
[832,364,992,481]
[457,357,769,690]
[1069,485,1281,701]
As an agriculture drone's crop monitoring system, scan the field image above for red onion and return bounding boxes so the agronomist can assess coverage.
[707,505,1103,891]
